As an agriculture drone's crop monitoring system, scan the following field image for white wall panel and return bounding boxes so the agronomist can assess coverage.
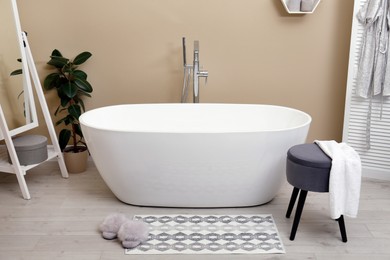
[343,0,390,180]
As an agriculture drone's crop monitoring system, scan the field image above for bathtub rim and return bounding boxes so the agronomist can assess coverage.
[79,103,312,134]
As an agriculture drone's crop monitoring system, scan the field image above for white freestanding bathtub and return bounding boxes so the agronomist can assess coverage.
[80,103,311,207]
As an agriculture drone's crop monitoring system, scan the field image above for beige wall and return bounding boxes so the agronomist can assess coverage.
[17,0,354,142]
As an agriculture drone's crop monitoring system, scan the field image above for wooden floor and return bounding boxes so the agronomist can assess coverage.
[0,161,389,260]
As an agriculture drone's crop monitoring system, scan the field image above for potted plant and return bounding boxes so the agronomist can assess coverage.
[43,49,93,173]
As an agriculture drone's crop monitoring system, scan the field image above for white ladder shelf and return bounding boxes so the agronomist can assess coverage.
[0,146,57,173]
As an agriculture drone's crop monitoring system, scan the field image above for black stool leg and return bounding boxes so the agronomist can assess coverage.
[286,187,300,218]
[337,215,348,243]
[289,190,308,241]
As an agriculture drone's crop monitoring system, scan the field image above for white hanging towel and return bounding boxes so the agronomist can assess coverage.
[356,0,387,98]
[314,140,362,219]
[382,8,390,96]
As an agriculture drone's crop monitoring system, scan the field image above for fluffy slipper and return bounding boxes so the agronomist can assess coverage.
[117,220,149,249]
[99,213,128,240]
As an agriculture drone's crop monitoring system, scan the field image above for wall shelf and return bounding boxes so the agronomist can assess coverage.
[280,0,321,14]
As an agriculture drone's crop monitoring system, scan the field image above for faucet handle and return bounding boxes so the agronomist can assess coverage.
[199,70,208,86]
[199,70,208,78]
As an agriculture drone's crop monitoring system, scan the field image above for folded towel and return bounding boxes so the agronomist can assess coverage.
[288,0,302,12]
[301,0,315,12]
[314,140,362,219]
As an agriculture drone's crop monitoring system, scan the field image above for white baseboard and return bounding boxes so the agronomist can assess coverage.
[363,167,390,181]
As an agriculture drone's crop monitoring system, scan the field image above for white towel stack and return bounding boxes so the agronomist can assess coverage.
[301,0,315,12]
[314,140,362,219]
[287,0,301,12]
[287,0,315,12]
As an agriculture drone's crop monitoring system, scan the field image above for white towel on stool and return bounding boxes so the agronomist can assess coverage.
[314,140,362,219]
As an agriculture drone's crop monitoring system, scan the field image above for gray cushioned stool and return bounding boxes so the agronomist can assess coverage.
[286,143,347,242]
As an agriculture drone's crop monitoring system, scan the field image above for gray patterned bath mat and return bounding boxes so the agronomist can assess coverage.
[125,214,285,255]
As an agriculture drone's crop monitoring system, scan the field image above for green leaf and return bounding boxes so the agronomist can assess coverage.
[47,56,69,68]
[10,69,22,76]
[54,105,61,116]
[43,73,60,90]
[57,77,69,88]
[55,115,68,126]
[59,129,71,151]
[62,63,74,74]
[73,52,92,65]
[60,97,70,108]
[56,114,75,126]
[74,124,83,138]
[74,78,93,93]
[78,91,91,98]
[73,70,87,79]
[57,85,71,101]
[51,49,63,57]
[77,98,86,112]
[68,104,81,119]
[61,98,71,107]
[58,115,75,126]
[62,82,78,98]
[64,115,74,125]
